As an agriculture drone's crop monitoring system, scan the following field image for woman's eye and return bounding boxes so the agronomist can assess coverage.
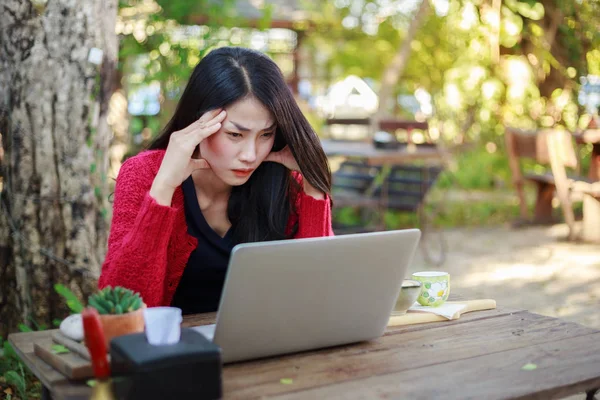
[227,132,242,138]
[262,131,275,138]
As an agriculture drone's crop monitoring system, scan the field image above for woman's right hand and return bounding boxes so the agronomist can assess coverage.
[150,108,226,206]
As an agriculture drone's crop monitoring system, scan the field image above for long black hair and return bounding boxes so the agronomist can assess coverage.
[149,47,331,244]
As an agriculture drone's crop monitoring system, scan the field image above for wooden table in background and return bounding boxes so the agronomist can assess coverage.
[8,301,600,400]
[320,139,444,166]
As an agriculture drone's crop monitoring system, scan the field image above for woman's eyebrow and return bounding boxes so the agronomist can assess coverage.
[229,120,276,132]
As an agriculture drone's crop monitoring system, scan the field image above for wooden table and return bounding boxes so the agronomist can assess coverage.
[320,139,444,166]
[9,303,600,400]
[324,118,431,144]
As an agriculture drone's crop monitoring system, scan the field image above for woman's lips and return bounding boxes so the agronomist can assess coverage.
[232,169,254,177]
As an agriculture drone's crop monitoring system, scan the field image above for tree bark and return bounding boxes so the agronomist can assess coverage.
[0,0,117,336]
[371,0,431,137]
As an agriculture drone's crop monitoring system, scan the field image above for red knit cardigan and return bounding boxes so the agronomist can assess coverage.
[98,150,333,307]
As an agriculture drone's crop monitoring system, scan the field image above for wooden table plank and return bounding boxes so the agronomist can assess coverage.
[218,311,597,399]
[182,312,217,327]
[273,331,600,400]
[12,307,600,400]
[34,339,93,380]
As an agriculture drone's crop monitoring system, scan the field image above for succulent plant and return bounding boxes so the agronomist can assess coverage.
[88,286,143,315]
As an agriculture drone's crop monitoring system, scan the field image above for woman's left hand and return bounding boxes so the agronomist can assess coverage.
[265,146,325,200]
[265,146,299,171]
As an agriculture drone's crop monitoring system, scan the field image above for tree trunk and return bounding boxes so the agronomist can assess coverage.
[0,0,117,336]
[371,0,431,136]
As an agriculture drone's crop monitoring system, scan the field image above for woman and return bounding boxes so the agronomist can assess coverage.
[98,47,333,313]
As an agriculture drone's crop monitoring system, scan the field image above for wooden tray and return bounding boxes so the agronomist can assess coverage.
[33,332,105,380]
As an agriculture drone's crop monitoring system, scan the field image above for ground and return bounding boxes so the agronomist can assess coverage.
[409,223,600,329]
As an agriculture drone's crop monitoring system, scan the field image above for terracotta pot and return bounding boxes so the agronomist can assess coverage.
[98,308,145,347]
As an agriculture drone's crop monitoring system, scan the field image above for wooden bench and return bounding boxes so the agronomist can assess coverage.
[505,128,579,225]
[332,160,446,265]
[332,162,442,209]
[583,191,600,243]
[544,129,600,240]
[372,164,442,211]
[506,127,600,240]
[330,161,382,209]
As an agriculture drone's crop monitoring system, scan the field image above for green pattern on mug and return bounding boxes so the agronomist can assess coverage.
[411,272,450,307]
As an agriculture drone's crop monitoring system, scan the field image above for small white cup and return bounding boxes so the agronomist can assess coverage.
[143,307,183,345]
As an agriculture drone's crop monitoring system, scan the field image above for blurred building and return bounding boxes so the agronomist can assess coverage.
[315,75,379,119]
[580,75,600,114]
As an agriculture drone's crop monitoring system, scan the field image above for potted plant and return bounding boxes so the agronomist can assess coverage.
[88,286,145,347]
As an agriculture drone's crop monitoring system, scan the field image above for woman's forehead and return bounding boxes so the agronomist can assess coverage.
[224,97,275,131]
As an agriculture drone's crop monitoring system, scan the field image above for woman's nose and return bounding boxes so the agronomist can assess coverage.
[239,141,257,163]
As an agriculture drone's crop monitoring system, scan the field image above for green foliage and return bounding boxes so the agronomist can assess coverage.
[334,198,525,231]
[112,0,599,149]
[17,316,48,333]
[116,0,276,151]
[437,147,513,190]
[5,369,26,399]
[88,286,143,315]
[54,284,85,314]
[16,325,33,333]
[0,337,41,400]
[50,345,70,355]
[305,0,599,144]
[0,273,88,399]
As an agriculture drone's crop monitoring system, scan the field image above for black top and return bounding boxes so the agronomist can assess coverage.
[171,176,234,315]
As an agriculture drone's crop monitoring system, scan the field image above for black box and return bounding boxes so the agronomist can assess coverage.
[110,327,222,400]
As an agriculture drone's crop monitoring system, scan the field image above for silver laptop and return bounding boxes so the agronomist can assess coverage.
[192,229,421,363]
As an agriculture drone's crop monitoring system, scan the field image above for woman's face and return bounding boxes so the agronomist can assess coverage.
[199,96,277,186]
